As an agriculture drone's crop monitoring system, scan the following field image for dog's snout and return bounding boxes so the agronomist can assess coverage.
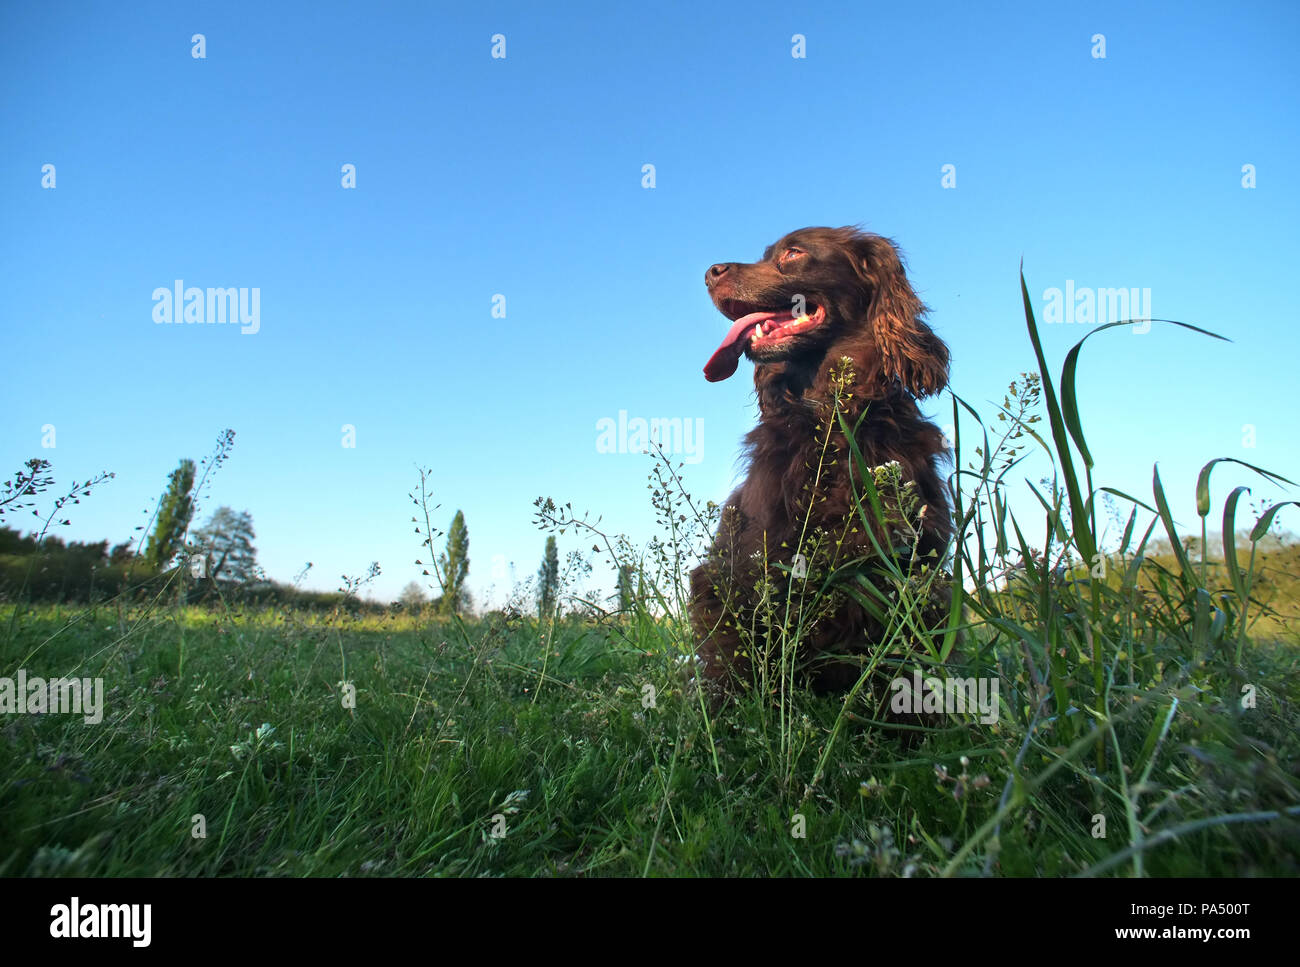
[705,262,732,288]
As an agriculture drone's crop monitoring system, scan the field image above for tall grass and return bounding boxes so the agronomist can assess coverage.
[931,270,1299,874]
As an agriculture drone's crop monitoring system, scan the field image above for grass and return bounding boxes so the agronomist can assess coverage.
[1,599,1295,876]
[1,271,1298,876]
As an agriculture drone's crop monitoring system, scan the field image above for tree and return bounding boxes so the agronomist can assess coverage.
[192,507,258,585]
[399,580,427,613]
[617,563,635,613]
[145,459,195,570]
[537,536,559,618]
[437,510,470,615]
[0,526,37,555]
[67,539,108,565]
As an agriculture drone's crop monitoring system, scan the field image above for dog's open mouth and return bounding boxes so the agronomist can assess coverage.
[704,302,827,382]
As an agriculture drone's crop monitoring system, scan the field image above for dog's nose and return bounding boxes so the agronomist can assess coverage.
[705,262,732,288]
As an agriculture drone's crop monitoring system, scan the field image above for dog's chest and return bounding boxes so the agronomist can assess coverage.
[735,422,820,537]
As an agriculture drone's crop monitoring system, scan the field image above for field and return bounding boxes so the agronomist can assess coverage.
[2,549,1297,878]
[3,301,1298,877]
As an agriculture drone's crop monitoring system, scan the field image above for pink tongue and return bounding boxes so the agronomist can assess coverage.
[703,311,781,382]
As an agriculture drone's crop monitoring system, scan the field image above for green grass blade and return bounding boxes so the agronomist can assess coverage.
[1063,320,1229,473]
[1221,486,1250,601]
[1152,464,1196,588]
[1019,266,1095,565]
[1250,501,1300,542]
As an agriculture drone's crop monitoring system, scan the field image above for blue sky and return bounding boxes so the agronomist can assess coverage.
[2,1,1297,608]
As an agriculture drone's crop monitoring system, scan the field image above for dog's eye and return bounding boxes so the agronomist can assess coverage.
[779,248,804,263]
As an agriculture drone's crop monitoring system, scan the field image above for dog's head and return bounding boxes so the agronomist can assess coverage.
[703,226,948,398]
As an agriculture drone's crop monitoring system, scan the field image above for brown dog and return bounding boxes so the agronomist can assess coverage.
[690,226,953,699]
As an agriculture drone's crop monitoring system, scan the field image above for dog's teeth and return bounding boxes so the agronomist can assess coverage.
[754,324,762,340]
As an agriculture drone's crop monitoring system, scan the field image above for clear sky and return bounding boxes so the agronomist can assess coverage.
[2,1,1297,608]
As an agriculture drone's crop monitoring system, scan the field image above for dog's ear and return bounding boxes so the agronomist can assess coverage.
[850,233,949,398]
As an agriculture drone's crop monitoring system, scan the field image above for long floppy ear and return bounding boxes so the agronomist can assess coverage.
[851,233,949,398]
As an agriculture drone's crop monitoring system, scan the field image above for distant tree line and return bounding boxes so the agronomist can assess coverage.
[0,523,401,612]
[3,453,618,617]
